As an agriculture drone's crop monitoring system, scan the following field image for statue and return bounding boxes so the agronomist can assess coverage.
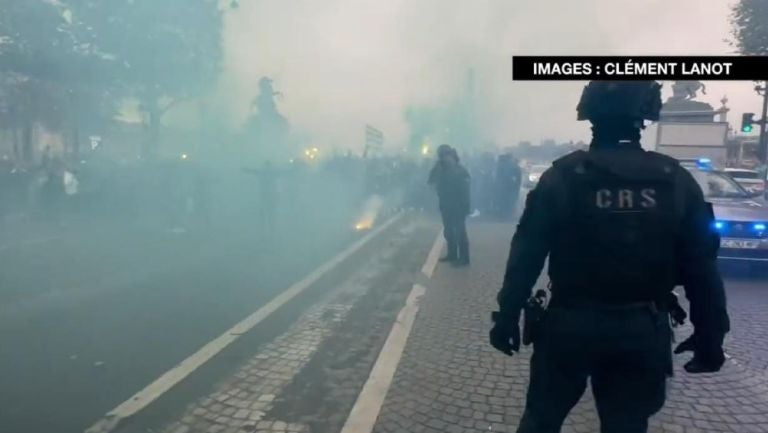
[252,77,283,116]
[671,80,707,100]
[244,77,291,161]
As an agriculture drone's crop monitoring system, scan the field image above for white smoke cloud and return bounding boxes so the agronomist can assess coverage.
[217,0,757,152]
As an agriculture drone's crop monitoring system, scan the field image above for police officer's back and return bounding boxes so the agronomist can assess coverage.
[489,81,730,433]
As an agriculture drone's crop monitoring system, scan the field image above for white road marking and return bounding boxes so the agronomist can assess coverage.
[85,212,404,433]
[340,232,441,433]
[421,233,444,278]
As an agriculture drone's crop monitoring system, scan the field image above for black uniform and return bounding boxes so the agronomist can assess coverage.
[429,158,471,264]
[495,155,522,220]
[494,145,730,433]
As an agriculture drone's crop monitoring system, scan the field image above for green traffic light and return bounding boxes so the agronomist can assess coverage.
[743,125,754,133]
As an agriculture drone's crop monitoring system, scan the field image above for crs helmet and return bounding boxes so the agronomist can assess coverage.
[577,81,662,123]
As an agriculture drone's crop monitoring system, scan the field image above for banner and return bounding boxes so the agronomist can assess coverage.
[365,125,384,147]
[511,56,768,81]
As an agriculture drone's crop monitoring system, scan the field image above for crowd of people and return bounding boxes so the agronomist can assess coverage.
[0,143,535,246]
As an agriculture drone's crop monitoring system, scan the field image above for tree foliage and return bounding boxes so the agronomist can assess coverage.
[0,0,229,159]
[731,0,768,56]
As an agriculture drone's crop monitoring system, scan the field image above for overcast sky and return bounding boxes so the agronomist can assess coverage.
[217,0,761,151]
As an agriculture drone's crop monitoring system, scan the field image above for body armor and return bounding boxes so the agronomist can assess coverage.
[547,147,683,304]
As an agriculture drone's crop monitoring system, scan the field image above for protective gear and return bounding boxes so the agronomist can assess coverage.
[516,307,671,433]
[490,312,520,356]
[429,154,471,266]
[522,290,548,346]
[496,84,729,433]
[577,81,663,123]
[496,143,729,433]
[437,144,453,157]
[674,333,726,373]
[547,149,683,304]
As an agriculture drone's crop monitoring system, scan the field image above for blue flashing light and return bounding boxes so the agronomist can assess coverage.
[713,221,725,231]
[754,223,766,231]
[696,158,713,170]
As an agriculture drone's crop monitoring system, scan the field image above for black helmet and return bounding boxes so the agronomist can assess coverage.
[437,144,453,157]
[577,81,662,123]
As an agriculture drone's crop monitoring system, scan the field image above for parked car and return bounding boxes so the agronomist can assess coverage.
[723,168,765,196]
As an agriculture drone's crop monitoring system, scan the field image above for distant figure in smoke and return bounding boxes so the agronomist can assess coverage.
[474,152,497,216]
[244,161,279,240]
[495,154,522,220]
[428,145,471,266]
[40,157,66,224]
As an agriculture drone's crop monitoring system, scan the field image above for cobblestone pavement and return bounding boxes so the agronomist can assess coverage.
[372,221,768,433]
[151,218,768,433]
[719,276,768,374]
[155,217,436,433]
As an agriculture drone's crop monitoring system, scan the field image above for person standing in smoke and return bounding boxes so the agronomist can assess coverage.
[428,145,471,266]
[495,153,522,220]
[507,155,523,218]
[476,152,497,216]
[243,160,279,241]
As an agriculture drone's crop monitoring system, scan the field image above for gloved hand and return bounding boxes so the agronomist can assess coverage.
[674,333,726,373]
[490,312,520,356]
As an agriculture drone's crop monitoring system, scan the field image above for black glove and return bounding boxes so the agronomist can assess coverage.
[490,312,520,356]
[674,333,726,373]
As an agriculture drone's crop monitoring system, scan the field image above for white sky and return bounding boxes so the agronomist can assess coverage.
[217,0,762,151]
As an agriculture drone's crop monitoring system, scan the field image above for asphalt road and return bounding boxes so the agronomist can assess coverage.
[0,218,360,433]
[1,214,766,433]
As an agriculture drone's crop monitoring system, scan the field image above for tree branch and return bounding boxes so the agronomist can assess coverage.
[159,96,191,116]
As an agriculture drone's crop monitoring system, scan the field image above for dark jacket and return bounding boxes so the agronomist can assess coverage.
[428,161,471,215]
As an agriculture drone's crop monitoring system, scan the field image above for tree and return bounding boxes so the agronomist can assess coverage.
[71,0,226,158]
[731,0,768,55]
[0,0,113,162]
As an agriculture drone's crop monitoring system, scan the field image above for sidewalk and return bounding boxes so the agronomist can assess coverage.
[371,221,768,433]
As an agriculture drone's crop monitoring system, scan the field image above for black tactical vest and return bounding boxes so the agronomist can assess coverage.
[548,147,682,304]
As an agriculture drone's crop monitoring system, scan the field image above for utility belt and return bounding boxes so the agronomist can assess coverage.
[522,290,687,346]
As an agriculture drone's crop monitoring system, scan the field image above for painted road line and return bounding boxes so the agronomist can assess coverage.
[85,212,404,433]
[340,232,441,433]
[421,233,444,278]
[158,221,419,433]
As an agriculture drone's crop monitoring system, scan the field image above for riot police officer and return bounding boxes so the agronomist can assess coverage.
[428,144,471,266]
[489,81,730,433]
[495,153,523,220]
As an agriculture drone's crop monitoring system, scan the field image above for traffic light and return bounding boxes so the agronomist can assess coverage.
[742,113,755,133]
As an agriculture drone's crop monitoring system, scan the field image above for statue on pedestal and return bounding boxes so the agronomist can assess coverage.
[662,81,714,122]
[670,81,707,101]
